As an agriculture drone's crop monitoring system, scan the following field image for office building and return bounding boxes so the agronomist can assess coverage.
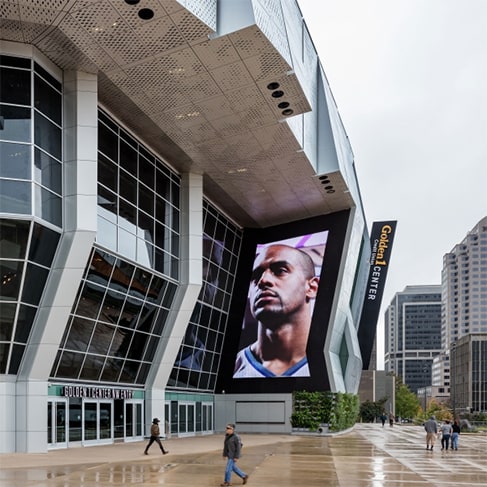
[0,0,371,453]
[384,285,442,392]
[450,333,487,413]
[442,216,487,350]
[443,217,487,413]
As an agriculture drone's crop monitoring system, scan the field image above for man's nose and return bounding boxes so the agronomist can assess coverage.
[257,268,273,287]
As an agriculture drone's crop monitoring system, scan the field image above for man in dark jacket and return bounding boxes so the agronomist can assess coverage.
[144,418,169,455]
[221,424,248,486]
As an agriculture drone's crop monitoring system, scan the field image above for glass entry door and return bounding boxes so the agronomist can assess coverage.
[47,399,67,448]
[125,400,143,440]
[83,400,113,444]
[178,402,195,436]
[201,402,213,433]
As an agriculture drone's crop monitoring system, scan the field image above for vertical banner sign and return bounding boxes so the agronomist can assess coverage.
[358,221,397,370]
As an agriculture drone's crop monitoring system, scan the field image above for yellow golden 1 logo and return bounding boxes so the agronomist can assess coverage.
[374,224,393,266]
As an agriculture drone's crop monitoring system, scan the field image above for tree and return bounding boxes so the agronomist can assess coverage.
[360,398,388,423]
[395,382,420,419]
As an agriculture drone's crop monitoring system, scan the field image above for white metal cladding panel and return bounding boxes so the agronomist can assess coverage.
[252,0,292,68]
[181,0,217,31]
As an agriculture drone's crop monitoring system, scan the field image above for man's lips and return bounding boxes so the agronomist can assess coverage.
[254,292,278,307]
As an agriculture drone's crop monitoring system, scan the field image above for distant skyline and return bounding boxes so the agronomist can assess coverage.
[298,0,487,368]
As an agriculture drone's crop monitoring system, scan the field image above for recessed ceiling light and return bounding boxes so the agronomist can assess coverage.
[278,102,290,109]
[271,90,284,98]
[267,82,280,90]
[125,0,140,4]
[138,8,154,20]
[282,109,293,116]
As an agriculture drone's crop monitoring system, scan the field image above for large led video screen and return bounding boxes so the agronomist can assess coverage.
[217,210,350,394]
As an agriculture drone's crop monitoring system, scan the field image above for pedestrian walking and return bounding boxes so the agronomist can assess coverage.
[424,415,437,450]
[440,420,452,450]
[380,413,387,427]
[388,412,394,427]
[451,419,461,450]
[144,418,169,455]
[221,424,248,486]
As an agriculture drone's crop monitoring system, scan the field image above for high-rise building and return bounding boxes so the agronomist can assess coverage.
[442,216,487,350]
[384,285,442,392]
[0,1,371,453]
[443,217,487,413]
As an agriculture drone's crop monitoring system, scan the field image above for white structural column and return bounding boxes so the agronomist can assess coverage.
[144,172,203,430]
[14,71,98,453]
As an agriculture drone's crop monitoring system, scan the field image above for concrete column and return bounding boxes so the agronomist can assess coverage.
[144,172,203,433]
[15,71,98,453]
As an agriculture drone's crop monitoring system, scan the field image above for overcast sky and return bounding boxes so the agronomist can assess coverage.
[297,0,487,368]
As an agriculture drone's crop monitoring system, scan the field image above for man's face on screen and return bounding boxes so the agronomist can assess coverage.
[249,245,317,327]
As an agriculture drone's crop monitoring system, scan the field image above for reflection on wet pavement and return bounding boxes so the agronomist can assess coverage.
[0,424,486,486]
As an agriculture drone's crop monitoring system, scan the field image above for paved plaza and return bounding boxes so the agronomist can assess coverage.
[1,423,486,486]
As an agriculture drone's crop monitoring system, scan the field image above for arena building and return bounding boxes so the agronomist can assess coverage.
[0,0,370,452]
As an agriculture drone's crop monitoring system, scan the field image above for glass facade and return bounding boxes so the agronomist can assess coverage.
[50,248,178,385]
[50,108,183,386]
[97,110,180,279]
[0,53,63,375]
[0,56,62,225]
[0,219,61,373]
[168,199,242,392]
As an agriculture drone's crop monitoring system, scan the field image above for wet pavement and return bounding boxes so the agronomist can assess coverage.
[0,423,486,486]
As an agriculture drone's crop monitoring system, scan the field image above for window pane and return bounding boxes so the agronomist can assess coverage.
[21,262,49,306]
[0,67,31,105]
[97,185,117,222]
[34,148,62,194]
[28,223,60,267]
[56,351,84,378]
[0,55,30,69]
[14,304,37,343]
[8,343,25,374]
[119,139,137,174]
[0,142,31,179]
[138,154,154,188]
[0,219,30,258]
[119,169,137,203]
[118,228,137,260]
[65,317,95,352]
[0,343,9,374]
[0,104,31,142]
[98,154,117,192]
[0,302,16,340]
[34,184,62,226]
[97,216,117,250]
[0,180,31,214]
[34,74,61,125]
[89,322,115,355]
[0,260,24,300]
[76,281,105,320]
[34,112,61,160]
[98,121,118,162]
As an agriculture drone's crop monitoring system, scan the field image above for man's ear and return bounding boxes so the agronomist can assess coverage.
[306,276,319,299]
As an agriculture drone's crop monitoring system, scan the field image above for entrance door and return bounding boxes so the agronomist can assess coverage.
[47,399,67,449]
[201,402,213,434]
[124,400,144,440]
[178,402,195,436]
[83,400,113,444]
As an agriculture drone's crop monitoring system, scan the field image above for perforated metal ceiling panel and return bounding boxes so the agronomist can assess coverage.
[0,0,355,228]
